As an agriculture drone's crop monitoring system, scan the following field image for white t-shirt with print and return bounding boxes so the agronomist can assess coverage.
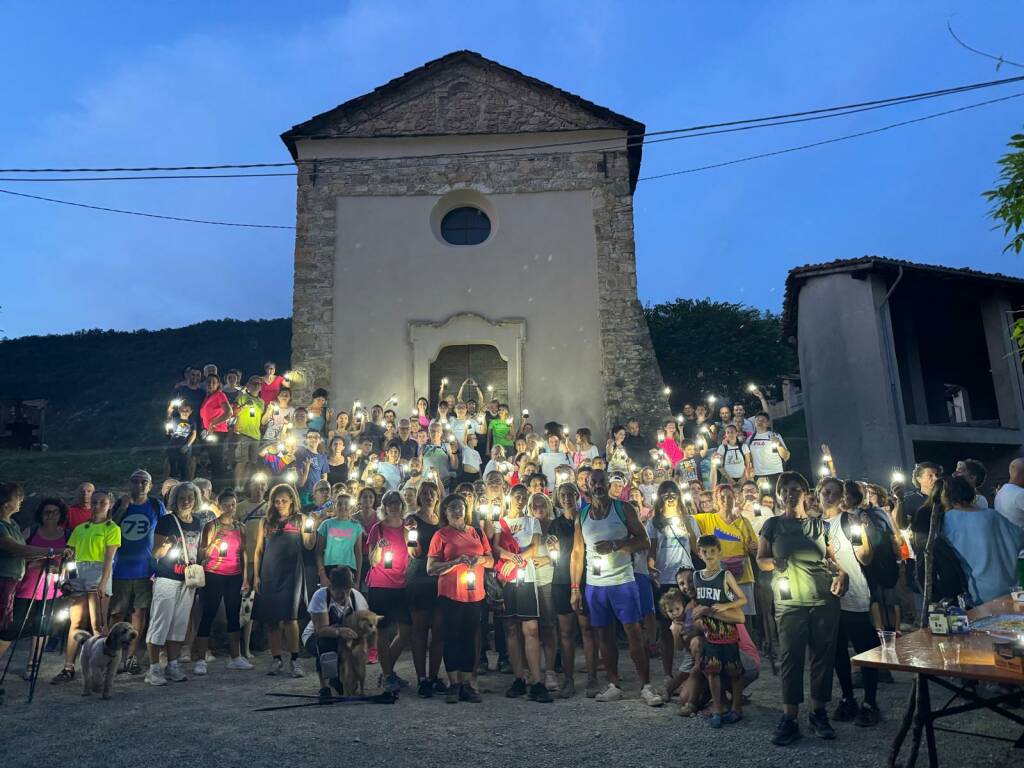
[747,431,786,476]
[503,515,541,582]
[301,587,369,644]
[716,442,750,480]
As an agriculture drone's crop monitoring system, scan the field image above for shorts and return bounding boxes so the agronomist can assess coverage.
[552,583,573,616]
[146,577,195,645]
[536,583,556,627]
[676,648,695,675]
[699,640,742,674]
[0,577,18,633]
[235,434,261,464]
[110,577,153,614]
[64,561,112,597]
[869,581,899,607]
[635,574,655,618]
[405,578,439,613]
[584,581,642,628]
[367,587,411,627]
[501,580,539,620]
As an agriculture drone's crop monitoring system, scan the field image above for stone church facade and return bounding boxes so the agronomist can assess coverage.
[282,50,668,436]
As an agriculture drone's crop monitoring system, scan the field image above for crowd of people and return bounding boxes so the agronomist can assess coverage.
[2,361,1023,746]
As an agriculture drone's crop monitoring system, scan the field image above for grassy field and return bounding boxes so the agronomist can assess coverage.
[0,447,167,498]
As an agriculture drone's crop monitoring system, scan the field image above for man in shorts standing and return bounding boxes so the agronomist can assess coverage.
[109,470,165,674]
[570,469,663,706]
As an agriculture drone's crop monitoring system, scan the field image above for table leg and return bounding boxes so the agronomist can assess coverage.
[919,675,939,768]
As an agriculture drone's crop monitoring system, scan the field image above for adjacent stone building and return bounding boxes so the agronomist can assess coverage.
[783,256,1024,483]
[281,50,668,436]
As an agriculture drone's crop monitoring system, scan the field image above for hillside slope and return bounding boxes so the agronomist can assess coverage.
[0,318,291,449]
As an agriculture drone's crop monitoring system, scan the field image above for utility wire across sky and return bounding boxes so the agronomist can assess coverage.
[0,74,1022,227]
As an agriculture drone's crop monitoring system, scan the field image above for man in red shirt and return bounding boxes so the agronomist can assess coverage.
[66,481,95,530]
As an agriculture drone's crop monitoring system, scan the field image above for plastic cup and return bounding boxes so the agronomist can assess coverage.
[877,630,897,654]
[937,640,961,668]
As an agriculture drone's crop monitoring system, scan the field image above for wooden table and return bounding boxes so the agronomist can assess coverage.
[852,596,1024,767]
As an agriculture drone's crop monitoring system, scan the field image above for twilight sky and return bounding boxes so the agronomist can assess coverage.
[2,1,1023,338]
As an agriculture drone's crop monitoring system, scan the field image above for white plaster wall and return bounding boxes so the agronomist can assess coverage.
[330,190,606,434]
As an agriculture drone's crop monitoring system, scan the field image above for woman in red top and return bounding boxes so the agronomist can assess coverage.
[259,361,289,405]
[199,375,232,488]
[365,490,413,693]
[427,494,493,703]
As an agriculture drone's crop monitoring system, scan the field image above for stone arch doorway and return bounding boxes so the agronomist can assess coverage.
[429,344,508,408]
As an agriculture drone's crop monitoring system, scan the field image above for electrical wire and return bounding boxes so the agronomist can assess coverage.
[638,90,1024,181]
[2,72,1023,175]
[0,188,295,229]
[947,20,1024,70]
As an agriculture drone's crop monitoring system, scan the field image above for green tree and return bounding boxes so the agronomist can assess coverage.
[644,298,797,409]
[984,130,1024,353]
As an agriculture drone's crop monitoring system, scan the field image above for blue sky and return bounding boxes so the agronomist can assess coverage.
[2,1,1023,338]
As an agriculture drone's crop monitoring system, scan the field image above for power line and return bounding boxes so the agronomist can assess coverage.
[0,172,297,182]
[638,90,1024,181]
[947,20,1024,70]
[0,188,295,229]
[2,72,1023,175]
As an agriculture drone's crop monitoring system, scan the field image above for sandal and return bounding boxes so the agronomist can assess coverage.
[22,661,39,681]
[676,702,697,717]
[50,666,74,684]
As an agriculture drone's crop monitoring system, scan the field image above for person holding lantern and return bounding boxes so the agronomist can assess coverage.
[427,493,493,703]
[194,488,252,673]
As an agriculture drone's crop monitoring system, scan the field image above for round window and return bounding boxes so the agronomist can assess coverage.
[440,206,491,246]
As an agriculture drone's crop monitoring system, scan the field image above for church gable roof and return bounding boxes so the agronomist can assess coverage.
[281,49,644,160]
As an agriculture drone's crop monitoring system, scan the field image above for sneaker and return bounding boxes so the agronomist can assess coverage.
[530,681,554,703]
[559,678,576,699]
[318,686,333,704]
[446,684,460,704]
[709,712,723,728]
[771,716,802,746]
[460,683,483,703]
[498,657,513,674]
[640,684,664,707]
[227,656,254,671]
[367,646,379,665]
[585,677,602,698]
[205,651,216,662]
[179,649,192,663]
[417,678,433,698]
[833,697,859,722]
[382,673,402,693]
[808,709,836,740]
[595,683,623,702]
[291,659,305,678]
[432,677,447,694]
[855,703,881,727]
[722,709,742,725]
[267,657,284,676]
[505,677,527,698]
[165,662,187,682]
[193,660,208,676]
[50,667,74,685]
[394,674,410,689]
[125,655,142,676]
[545,671,559,691]
[145,666,167,687]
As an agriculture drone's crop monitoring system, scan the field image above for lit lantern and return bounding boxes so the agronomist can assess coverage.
[63,559,78,579]
[676,414,684,424]
[169,546,181,560]
[286,469,299,483]
[747,383,757,393]
[849,523,863,546]
[466,570,477,590]
[657,430,665,442]
[522,409,530,418]
[562,426,570,436]
[248,406,256,417]
[383,549,394,569]
[407,528,419,545]
[707,395,717,405]
[663,387,671,396]
[219,541,228,555]
[303,517,314,532]
[516,567,526,583]
[549,549,560,563]
[165,421,174,433]
[777,576,792,600]
[891,470,906,485]
[170,398,183,408]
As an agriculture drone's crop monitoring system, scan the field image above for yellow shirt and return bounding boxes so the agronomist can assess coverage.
[694,512,756,584]
[67,520,121,563]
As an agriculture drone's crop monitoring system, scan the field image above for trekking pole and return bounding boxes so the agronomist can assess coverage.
[25,562,59,704]
[0,554,51,690]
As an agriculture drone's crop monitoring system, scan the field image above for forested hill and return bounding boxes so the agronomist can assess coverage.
[0,318,291,449]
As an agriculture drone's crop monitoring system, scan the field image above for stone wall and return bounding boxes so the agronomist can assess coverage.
[290,146,670,436]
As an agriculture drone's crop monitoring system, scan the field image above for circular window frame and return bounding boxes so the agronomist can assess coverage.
[430,189,497,248]
[440,206,491,246]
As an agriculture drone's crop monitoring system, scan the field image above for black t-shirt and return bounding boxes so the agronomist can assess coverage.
[396,437,419,461]
[550,514,575,584]
[405,515,441,583]
[327,460,349,486]
[362,423,386,454]
[622,434,652,466]
[153,514,203,581]
[172,384,206,418]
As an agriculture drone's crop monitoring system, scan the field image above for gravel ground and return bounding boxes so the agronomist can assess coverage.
[2,647,1023,768]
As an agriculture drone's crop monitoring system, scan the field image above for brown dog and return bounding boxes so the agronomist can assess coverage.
[75,622,138,699]
[340,610,379,695]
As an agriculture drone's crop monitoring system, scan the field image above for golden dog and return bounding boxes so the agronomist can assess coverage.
[75,622,137,699]
[340,610,379,695]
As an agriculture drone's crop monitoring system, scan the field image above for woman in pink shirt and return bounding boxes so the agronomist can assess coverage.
[199,375,232,487]
[657,420,685,468]
[195,488,252,674]
[365,490,412,693]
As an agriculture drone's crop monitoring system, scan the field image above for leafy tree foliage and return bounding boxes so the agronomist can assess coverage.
[984,130,1024,354]
[644,298,798,409]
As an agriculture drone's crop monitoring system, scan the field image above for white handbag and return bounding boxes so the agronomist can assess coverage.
[171,514,206,589]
